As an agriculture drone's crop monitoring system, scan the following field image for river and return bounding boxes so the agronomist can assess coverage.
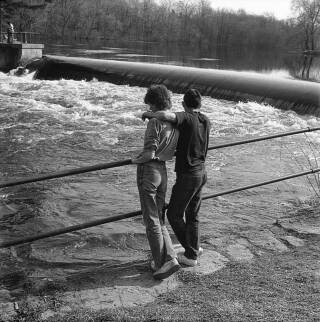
[44,40,320,81]
[0,42,320,293]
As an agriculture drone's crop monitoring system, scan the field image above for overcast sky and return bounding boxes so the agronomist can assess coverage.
[209,0,293,20]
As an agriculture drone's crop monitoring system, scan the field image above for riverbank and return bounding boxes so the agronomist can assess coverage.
[1,203,320,322]
[58,238,320,321]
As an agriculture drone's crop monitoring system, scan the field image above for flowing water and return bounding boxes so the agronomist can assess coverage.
[1,44,320,292]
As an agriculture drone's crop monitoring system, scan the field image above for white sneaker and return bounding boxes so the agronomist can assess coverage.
[177,254,198,267]
[153,258,180,280]
[198,247,203,256]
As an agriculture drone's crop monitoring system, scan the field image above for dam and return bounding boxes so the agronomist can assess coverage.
[31,55,320,116]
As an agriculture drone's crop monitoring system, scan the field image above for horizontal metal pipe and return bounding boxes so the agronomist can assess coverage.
[0,210,141,248]
[0,159,132,189]
[1,168,319,249]
[1,127,319,189]
[208,126,320,151]
[203,168,320,200]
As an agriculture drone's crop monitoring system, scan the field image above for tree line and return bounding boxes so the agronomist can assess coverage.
[2,0,320,51]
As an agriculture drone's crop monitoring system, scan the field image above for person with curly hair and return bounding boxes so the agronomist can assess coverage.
[132,84,180,280]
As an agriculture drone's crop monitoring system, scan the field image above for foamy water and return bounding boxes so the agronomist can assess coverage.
[1,71,320,267]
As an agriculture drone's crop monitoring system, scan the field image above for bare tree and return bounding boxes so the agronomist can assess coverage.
[16,0,292,49]
[291,0,320,51]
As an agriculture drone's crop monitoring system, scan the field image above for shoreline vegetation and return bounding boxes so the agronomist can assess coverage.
[2,0,319,52]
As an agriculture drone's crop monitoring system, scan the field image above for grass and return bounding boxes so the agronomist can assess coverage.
[8,237,319,322]
[81,242,320,322]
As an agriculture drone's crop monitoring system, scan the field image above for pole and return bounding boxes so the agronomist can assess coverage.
[208,127,320,151]
[1,127,320,190]
[0,210,142,248]
[0,159,132,189]
[1,168,319,249]
[202,168,320,200]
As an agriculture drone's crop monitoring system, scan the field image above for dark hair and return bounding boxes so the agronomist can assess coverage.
[183,89,202,109]
[144,84,171,110]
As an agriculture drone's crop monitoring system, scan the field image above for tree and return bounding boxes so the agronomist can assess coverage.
[44,0,82,40]
[0,0,51,39]
[291,0,320,50]
[0,0,51,18]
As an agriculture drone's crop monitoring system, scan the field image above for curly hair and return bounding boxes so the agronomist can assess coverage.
[144,84,172,110]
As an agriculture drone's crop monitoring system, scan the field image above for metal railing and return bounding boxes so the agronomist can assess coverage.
[1,126,320,249]
[0,31,41,44]
[1,167,319,249]
[1,127,320,190]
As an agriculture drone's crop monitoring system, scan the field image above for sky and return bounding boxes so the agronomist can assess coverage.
[209,0,293,20]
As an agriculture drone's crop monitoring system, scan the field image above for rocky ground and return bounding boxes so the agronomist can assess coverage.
[0,206,320,321]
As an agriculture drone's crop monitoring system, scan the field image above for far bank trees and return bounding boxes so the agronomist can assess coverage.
[12,0,290,50]
[3,0,307,51]
[291,0,320,51]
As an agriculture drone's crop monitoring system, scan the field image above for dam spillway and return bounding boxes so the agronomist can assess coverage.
[33,55,320,116]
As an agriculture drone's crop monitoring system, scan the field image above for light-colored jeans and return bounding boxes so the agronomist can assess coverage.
[137,160,176,269]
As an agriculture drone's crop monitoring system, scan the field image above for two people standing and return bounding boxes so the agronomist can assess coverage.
[132,85,211,280]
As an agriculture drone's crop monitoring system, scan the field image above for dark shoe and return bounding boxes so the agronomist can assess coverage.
[153,258,180,280]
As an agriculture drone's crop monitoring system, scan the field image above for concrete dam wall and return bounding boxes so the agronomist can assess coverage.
[32,55,320,116]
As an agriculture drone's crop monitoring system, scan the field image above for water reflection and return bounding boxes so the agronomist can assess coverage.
[44,40,320,82]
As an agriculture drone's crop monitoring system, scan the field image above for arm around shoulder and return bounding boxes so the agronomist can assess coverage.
[142,110,177,123]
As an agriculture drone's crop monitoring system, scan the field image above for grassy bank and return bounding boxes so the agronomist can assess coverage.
[8,237,320,322]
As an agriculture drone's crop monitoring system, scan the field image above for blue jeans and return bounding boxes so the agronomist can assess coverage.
[137,161,176,269]
[167,170,207,260]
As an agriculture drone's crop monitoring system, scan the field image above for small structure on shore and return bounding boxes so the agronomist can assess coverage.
[0,32,44,72]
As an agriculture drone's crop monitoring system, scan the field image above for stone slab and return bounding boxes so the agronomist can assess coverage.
[27,270,180,319]
[242,230,288,252]
[34,246,228,319]
[226,242,254,261]
[280,236,305,247]
[277,221,320,236]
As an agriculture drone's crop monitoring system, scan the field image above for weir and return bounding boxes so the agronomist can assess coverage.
[33,55,320,116]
